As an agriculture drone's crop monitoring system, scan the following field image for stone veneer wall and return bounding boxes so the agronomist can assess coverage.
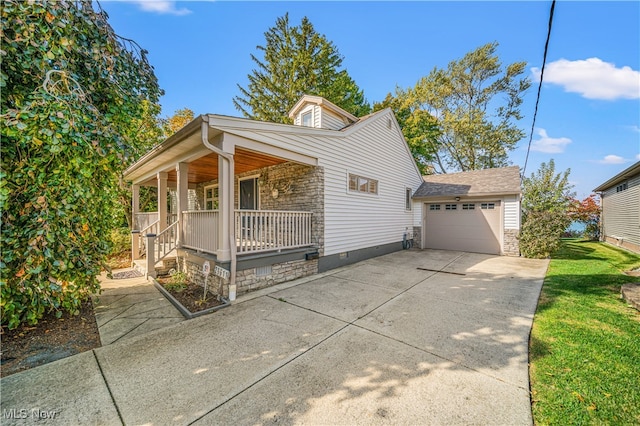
[235,259,318,294]
[195,162,325,255]
[176,251,318,298]
[503,229,520,256]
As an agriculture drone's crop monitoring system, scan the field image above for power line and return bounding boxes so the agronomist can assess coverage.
[522,0,556,181]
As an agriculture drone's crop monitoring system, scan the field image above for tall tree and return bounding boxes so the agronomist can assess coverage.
[1,0,161,329]
[412,42,531,173]
[234,13,370,123]
[374,90,440,174]
[520,160,575,258]
[162,107,194,137]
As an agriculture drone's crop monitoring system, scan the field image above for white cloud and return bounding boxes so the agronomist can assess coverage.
[636,153,640,160]
[530,128,572,153]
[130,1,192,16]
[598,155,629,165]
[628,125,640,133]
[531,57,640,100]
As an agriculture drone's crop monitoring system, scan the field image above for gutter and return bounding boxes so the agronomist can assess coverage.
[200,116,238,301]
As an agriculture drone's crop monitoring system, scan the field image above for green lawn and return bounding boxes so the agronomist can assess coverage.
[530,240,640,425]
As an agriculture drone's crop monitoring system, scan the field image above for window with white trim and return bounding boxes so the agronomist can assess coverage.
[204,185,218,210]
[445,204,457,210]
[405,188,412,210]
[462,203,475,210]
[302,111,312,127]
[481,202,495,210]
[429,204,441,211]
[348,173,378,195]
[616,182,628,192]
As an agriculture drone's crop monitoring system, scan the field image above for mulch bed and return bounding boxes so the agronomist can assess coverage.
[156,277,224,313]
[0,300,101,378]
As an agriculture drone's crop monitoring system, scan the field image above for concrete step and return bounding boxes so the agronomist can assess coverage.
[133,257,177,277]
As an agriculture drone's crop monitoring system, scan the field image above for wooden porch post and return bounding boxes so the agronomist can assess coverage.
[132,184,140,230]
[157,172,168,232]
[217,155,231,261]
[176,162,189,247]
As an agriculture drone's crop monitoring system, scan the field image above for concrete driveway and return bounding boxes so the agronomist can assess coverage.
[1,249,548,425]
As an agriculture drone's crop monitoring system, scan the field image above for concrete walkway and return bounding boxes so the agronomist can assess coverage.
[1,250,549,425]
[93,271,184,345]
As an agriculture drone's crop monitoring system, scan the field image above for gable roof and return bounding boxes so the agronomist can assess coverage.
[413,166,521,198]
[593,161,640,192]
[288,95,358,124]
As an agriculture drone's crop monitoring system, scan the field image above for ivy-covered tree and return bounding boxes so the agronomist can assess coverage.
[520,160,575,258]
[410,42,530,173]
[233,13,370,123]
[374,90,440,174]
[1,0,162,329]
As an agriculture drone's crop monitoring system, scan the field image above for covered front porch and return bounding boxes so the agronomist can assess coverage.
[125,116,323,295]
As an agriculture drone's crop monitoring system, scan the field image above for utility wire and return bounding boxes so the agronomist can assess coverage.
[522,0,556,181]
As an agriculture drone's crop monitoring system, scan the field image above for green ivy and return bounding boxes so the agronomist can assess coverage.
[1,0,161,329]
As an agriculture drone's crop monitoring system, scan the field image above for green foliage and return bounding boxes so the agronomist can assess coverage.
[374,91,440,174]
[165,270,188,292]
[1,0,161,329]
[109,228,132,255]
[520,160,575,258]
[234,13,370,123]
[530,240,640,424]
[389,42,530,173]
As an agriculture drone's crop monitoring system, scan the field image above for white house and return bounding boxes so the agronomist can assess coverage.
[594,161,640,253]
[124,95,424,299]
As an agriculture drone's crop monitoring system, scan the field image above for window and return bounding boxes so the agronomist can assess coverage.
[616,182,628,192]
[481,203,495,210]
[348,173,378,195]
[462,203,475,210]
[204,185,218,210]
[445,204,457,210]
[429,204,441,211]
[405,188,412,210]
[302,111,312,127]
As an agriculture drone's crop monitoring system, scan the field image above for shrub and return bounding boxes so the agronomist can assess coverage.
[520,211,571,258]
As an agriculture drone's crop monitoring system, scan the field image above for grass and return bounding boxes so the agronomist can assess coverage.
[530,239,640,425]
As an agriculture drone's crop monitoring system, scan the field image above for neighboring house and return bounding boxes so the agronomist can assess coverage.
[412,167,521,256]
[593,161,640,253]
[124,95,424,299]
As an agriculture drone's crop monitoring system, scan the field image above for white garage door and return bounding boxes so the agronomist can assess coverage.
[424,201,501,254]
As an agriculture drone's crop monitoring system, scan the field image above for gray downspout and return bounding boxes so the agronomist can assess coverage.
[201,116,237,300]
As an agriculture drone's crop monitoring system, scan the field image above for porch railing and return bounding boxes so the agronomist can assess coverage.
[182,210,219,253]
[137,219,160,258]
[154,220,179,262]
[235,210,313,254]
[135,212,158,231]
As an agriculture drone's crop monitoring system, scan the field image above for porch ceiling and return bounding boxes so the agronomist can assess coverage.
[164,147,287,184]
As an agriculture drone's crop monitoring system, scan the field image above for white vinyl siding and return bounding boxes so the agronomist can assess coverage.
[503,195,520,229]
[223,110,423,256]
[601,174,640,248]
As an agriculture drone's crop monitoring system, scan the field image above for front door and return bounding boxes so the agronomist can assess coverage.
[239,177,258,210]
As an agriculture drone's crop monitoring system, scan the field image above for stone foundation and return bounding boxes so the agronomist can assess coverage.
[503,229,520,256]
[235,259,318,294]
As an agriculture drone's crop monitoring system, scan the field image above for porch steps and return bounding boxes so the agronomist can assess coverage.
[133,256,177,278]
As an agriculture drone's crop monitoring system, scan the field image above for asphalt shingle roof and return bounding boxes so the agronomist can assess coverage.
[413,166,521,198]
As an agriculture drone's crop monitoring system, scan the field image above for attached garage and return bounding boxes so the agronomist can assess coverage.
[413,167,521,256]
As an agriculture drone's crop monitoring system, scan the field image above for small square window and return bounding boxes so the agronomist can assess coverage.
[445,204,457,210]
[429,204,441,211]
[481,203,495,210]
[462,203,475,210]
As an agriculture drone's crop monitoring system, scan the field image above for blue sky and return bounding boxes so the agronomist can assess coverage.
[100,1,640,198]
